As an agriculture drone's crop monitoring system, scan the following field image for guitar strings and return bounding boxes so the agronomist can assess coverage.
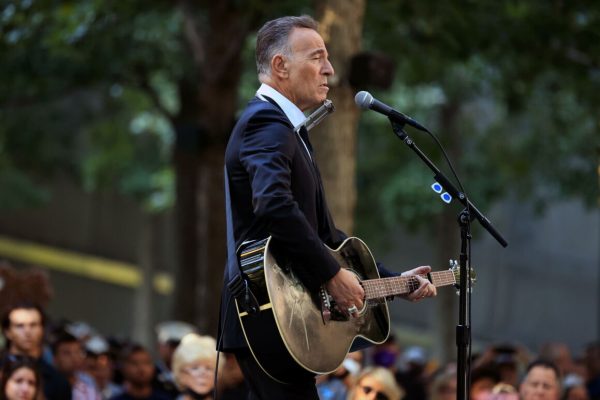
[361,271,456,300]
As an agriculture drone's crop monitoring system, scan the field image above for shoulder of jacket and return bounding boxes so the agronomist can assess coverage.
[243,98,292,127]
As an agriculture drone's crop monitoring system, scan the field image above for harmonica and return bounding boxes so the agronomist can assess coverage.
[295,99,335,133]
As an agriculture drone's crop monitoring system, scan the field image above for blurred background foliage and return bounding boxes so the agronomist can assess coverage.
[2,0,596,227]
[1,0,182,212]
[356,0,598,244]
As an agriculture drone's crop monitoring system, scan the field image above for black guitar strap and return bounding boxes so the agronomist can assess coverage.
[224,165,259,315]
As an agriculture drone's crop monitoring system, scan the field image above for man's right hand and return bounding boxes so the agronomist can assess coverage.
[324,268,365,318]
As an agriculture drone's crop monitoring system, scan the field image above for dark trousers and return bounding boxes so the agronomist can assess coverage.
[234,348,319,400]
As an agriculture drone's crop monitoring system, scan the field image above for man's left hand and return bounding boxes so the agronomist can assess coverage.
[400,265,437,302]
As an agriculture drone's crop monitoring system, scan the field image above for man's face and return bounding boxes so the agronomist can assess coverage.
[519,366,560,400]
[85,354,114,386]
[54,341,85,376]
[282,27,334,111]
[4,309,44,357]
[123,350,155,387]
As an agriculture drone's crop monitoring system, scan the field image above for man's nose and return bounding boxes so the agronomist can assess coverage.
[323,59,334,76]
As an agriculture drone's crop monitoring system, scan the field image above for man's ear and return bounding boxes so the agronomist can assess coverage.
[271,54,289,79]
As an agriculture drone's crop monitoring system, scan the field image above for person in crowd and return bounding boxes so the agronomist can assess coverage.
[469,364,501,400]
[110,345,170,400]
[85,335,123,399]
[346,367,404,400]
[395,346,428,400]
[562,376,590,400]
[519,359,562,400]
[429,365,457,400]
[371,336,400,372]
[1,302,71,399]
[540,343,580,380]
[171,334,219,400]
[53,331,102,399]
[317,351,364,400]
[489,383,519,400]
[0,356,42,400]
[153,321,196,399]
[473,343,529,388]
[585,342,600,400]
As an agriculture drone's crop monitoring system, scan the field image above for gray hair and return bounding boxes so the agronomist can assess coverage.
[256,15,318,78]
[171,333,221,390]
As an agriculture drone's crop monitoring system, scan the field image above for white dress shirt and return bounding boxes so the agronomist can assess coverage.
[256,83,312,159]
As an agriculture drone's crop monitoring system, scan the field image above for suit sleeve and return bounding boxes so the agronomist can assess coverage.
[239,108,340,291]
[331,228,399,278]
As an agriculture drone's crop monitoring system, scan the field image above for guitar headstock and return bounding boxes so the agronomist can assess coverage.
[449,260,477,291]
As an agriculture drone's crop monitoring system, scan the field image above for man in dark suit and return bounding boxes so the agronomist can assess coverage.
[219,15,437,399]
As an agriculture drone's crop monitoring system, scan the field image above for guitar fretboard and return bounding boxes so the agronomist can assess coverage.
[361,270,456,300]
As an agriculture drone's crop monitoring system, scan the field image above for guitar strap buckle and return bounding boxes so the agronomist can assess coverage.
[228,275,260,315]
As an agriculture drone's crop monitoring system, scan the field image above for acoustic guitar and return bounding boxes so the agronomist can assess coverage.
[235,236,466,383]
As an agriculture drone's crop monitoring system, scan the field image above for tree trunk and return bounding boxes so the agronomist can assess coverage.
[431,101,462,363]
[172,2,259,336]
[314,0,366,235]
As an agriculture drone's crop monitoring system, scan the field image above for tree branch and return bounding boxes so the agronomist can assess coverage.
[137,78,175,122]
[178,0,206,69]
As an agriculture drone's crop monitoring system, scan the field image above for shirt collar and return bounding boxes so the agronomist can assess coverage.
[256,83,306,129]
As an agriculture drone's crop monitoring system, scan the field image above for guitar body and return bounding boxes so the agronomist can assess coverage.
[235,237,390,383]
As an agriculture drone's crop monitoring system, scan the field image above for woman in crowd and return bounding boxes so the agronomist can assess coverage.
[0,356,42,400]
[171,334,220,400]
[430,365,457,400]
[317,350,364,400]
[347,367,404,400]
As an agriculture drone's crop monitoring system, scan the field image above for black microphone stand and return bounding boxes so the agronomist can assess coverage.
[388,120,508,400]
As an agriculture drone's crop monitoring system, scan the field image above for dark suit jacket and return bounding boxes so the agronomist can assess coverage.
[218,96,393,351]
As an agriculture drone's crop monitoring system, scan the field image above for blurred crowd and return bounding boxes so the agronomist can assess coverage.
[317,335,600,400]
[0,301,598,400]
[0,301,245,400]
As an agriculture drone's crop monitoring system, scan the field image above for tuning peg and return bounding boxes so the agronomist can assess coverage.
[450,260,477,293]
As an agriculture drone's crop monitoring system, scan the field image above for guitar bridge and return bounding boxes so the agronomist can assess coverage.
[318,286,351,323]
[319,286,332,323]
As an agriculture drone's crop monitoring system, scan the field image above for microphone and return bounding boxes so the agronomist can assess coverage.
[354,91,428,132]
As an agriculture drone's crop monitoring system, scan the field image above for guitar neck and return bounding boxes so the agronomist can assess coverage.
[362,271,456,300]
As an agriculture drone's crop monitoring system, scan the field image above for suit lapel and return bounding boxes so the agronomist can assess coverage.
[258,95,320,184]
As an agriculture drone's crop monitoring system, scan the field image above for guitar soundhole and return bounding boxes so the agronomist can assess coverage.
[341,250,365,279]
